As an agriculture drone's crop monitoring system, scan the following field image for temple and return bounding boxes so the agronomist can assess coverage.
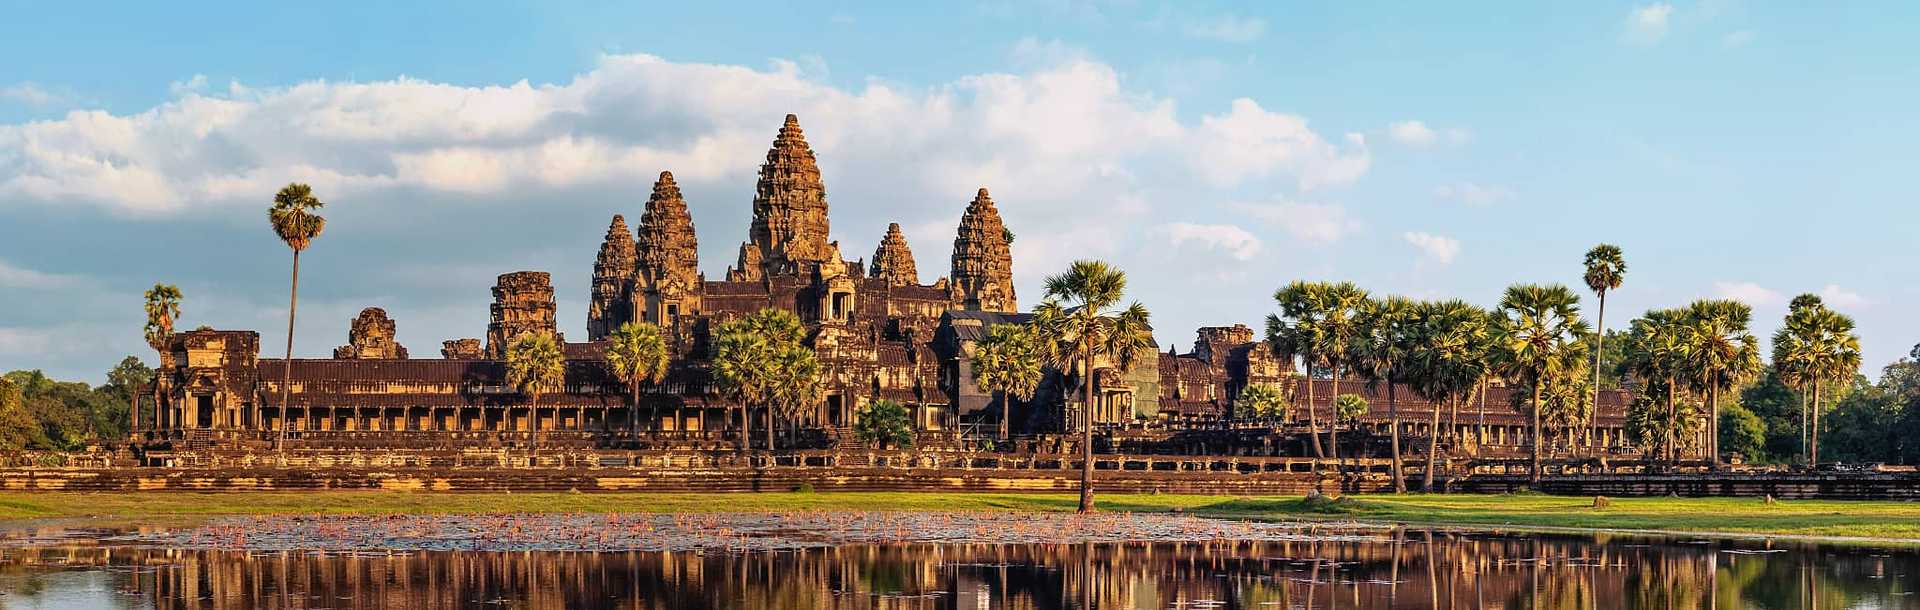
[133,114,1634,460]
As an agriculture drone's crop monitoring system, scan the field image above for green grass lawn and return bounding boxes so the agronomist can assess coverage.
[5,491,1919,541]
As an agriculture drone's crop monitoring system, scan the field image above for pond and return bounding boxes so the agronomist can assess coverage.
[0,513,1914,609]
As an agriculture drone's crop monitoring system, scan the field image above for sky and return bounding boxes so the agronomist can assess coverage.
[2,1,1916,383]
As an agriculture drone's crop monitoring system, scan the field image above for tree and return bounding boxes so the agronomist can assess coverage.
[142,283,181,434]
[1032,260,1155,514]
[1771,295,1826,463]
[1334,394,1369,428]
[1405,299,1495,491]
[766,342,824,449]
[1622,309,1691,463]
[505,333,565,432]
[1718,402,1768,463]
[854,399,914,450]
[1491,284,1590,484]
[1268,281,1368,472]
[269,183,326,445]
[970,322,1044,440]
[1802,308,1863,464]
[1582,244,1626,453]
[1679,299,1763,465]
[1235,383,1293,424]
[0,377,38,451]
[1350,295,1418,492]
[711,308,816,451]
[605,321,669,431]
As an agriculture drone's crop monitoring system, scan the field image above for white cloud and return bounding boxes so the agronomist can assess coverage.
[1626,3,1674,45]
[1433,181,1513,206]
[1713,281,1785,307]
[1722,30,1756,48]
[0,259,82,289]
[1191,99,1370,190]
[1388,120,1437,147]
[1183,15,1267,43]
[1161,222,1262,261]
[0,83,62,106]
[1402,231,1460,265]
[1231,200,1360,244]
[1819,284,1872,308]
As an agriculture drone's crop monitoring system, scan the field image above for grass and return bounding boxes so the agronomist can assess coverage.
[5,491,1920,542]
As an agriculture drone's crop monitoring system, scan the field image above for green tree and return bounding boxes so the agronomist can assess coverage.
[1349,295,1418,492]
[269,183,326,443]
[854,399,914,450]
[505,333,565,429]
[0,377,39,450]
[1680,299,1763,465]
[1491,283,1591,483]
[1582,245,1626,452]
[604,321,669,431]
[1032,260,1155,514]
[1405,299,1495,490]
[1334,393,1369,428]
[970,322,1044,440]
[142,283,181,433]
[1268,281,1368,471]
[1235,382,1292,423]
[1623,308,1691,462]
[1801,308,1863,464]
[711,309,817,451]
[766,342,823,449]
[1718,402,1768,463]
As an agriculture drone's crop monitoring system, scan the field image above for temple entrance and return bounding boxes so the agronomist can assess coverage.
[827,395,844,428]
[194,395,214,428]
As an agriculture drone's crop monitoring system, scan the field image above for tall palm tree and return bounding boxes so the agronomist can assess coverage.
[1582,244,1626,453]
[1033,260,1154,514]
[1772,294,1823,461]
[1267,283,1326,458]
[1350,295,1418,493]
[1491,284,1590,484]
[1235,383,1292,425]
[269,183,326,443]
[1802,308,1862,465]
[711,329,774,450]
[605,321,669,434]
[142,284,182,433]
[712,308,814,451]
[1679,299,1763,465]
[1268,281,1368,472]
[505,332,566,435]
[970,322,1044,440]
[1405,299,1494,491]
[1622,308,1690,463]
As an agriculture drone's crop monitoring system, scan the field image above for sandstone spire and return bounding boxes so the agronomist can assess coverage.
[333,307,408,359]
[486,271,561,359]
[635,171,700,292]
[869,223,919,286]
[587,214,637,341]
[740,114,832,279]
[950,188,1016,312]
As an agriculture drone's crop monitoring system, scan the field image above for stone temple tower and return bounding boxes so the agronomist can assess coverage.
[486,271,561,359]
[870,222,918,286]
[730,114,836,280]
[949,188,1016,312]
[633,171,702,328]
[586,214,636,341]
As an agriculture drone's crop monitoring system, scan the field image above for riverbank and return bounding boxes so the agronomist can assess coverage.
[5,491,1919,542]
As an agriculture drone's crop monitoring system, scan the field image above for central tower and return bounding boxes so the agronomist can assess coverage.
[730,114,836,280]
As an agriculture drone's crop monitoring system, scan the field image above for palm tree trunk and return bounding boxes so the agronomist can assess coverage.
[1389,372,1404,493]
[1424,395,1447,491]
[1708,385,1721,467]
[1306,363,1323,458]
[1664,375,1677,466]
[1000,391,1010,442]
[1799,387,1809,464]
[1078,343,1096,513]
[1529,380,1542,485]
[766,405,776,453]
[277,249,300,451]
[1811,378,1822,465]
[1328,364,1343,481]
[1590,291,1607,457]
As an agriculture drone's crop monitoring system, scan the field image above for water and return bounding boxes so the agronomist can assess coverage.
[2,527,1916,609]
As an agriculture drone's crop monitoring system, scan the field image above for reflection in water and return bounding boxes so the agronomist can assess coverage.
[2,530,1916,609]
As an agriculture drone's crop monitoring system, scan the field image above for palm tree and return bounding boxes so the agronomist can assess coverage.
[767,342,823,450]
[142,284,182,434]
[605,321,669,434]
[1405,299,1494,491]
[1235,383,1292,425]
[1268,281,1368,471]
[711,329,773,450]
[1267,283,1326,458]
[1679,299,1763,465]
[1622,308,1690,463]
[970,322,1044,440]
[505,332,566,435]
[1032,260,1155,514]
[711,308,814,451]
[1582,244,1626,453]
[269,183,326,444]
[1802,308,1862,465]
[1350,295,1418,493]
[1491,284,1590,484]
[1772,294,1825,462]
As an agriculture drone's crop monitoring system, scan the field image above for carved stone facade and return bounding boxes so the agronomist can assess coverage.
[729,114,837,281]
[949,188,1016,312]
[332,307,408,359]
[440,338,483,360]
[586,215,636,341]
[632,171,702,330]
[485,271,561,359]
[870,223,918,286]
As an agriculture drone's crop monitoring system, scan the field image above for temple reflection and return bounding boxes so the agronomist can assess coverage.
[2,532,1913,609]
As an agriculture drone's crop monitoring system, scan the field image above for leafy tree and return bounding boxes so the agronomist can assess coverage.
[854,399,914,450]
[1582,244,1626,452]
[1801,308,1863,464]
[1349,295,1417,492]
[970,322,1044,440]
[1623,308,1691,462]
[1235,383,1292,423]
[1492,283,1591,483]
[1404,299,1495,490]
[711,309,818,450]
[605,321,669,430]
[1737,370,1802,463]
[1334,394,1369,428]
[0,377,38,450]
[269,183,326,441]
[1268,281,1368,471]
[1718,402,1768,463]
[1031,260,1155,514]
[1680,299,1763,465]
[505,333,565,418]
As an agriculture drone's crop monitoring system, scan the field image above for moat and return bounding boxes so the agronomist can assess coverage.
[0,513,1913,609]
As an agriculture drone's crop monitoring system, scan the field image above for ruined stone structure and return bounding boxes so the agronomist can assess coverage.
[332,308,407,360]
[133,113,1638,461]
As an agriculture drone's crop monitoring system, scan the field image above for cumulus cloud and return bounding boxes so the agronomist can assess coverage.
[1388,120,1437,147]
[1713,281,1785,307]
[1182,15,1267,43]
[1819,284,1872,308]
[1161,222,1262,261]
[1191,99,1370,190]
[1433,181,1513,206]
[0,83,62,106]
[1231,200,1360,244]
[1402,231,1460,265]
[1626,3,1674,44]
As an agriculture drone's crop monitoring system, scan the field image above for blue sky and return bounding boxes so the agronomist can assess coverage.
[2,1,1915,382]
